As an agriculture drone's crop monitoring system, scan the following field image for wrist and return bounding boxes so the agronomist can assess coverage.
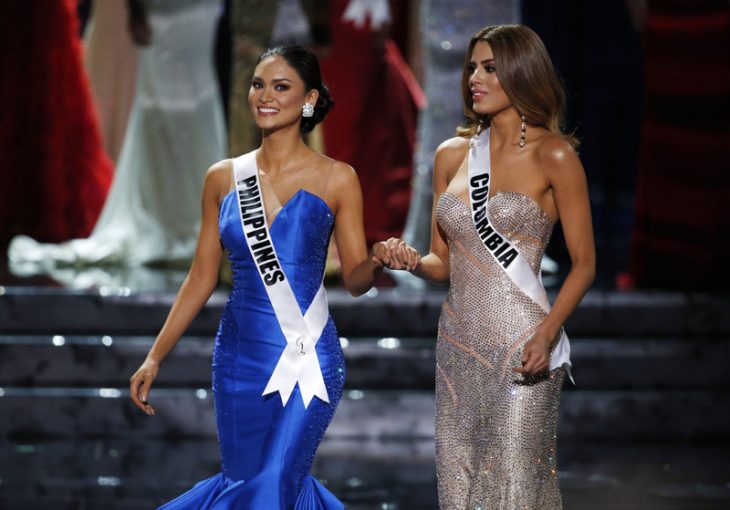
[536,323,560,343]
[145,355,161,366]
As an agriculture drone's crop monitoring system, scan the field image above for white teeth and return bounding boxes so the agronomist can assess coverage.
[259,108,278,113]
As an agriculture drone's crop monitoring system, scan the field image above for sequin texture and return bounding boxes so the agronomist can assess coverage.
[435,191,564,509]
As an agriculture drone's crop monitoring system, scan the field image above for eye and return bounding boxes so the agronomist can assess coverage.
[275,84,289,91]
[252,81,263,89]
[467,63,476,74]
[485,65,496,73]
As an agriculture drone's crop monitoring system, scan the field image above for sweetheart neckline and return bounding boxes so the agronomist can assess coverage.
[439,190,554,224]
[221,188,334,230]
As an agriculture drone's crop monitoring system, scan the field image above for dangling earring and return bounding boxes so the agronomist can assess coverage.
[476,117,484,135]
[302,103,314,118]
[519,114,527,148]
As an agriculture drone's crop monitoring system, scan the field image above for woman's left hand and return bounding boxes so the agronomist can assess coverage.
[513,329,553,376]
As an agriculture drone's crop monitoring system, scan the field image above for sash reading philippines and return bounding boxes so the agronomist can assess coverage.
[236,176,285,285]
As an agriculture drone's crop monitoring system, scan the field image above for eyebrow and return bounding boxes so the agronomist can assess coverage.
[252,77,293,83]
[469,58,495,65]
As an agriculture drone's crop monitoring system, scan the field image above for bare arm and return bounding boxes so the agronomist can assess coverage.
[129,161,229,414]
[516,138,595,375]
[538,140,596,338]
[411,138,468,284]
[331,162,384,296]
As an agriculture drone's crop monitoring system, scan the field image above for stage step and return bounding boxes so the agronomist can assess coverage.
[1,386,728,440]
[3,288,730,337]
[1,334,726,390]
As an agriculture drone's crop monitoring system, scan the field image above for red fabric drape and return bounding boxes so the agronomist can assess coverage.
[629,0,730,289]
[321,0,424,246]
[0,0,113,246]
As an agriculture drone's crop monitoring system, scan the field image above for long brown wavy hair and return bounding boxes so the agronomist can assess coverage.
[457,24,578,147]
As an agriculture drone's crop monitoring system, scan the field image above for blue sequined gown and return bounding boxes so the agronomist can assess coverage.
[159,189,345,509]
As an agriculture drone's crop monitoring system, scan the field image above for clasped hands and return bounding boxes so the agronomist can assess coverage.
[371,237,420,271]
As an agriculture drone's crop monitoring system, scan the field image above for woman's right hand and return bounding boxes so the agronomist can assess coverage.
[129,358,160,416]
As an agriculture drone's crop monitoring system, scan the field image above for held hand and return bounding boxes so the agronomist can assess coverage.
[129,358,160,416]
[371,238,420,271]
[398,242,421,272]
[513,329,553,376]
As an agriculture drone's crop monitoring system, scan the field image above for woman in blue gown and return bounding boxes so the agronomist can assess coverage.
[129,45,412,509]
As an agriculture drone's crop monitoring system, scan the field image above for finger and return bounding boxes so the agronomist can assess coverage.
[526,356,549,375]
[529,360,548,376]
[371,255,384,267]
[129,375,149,413]
[140,378,156,416]
[144,401,156,416]
[393,245,408,268]
[139,377,153,405]
[386,240,403,259]
[384,247,403,269]
[129,374,141,405]
[384,238,400,250]
[372,242,389,265]
[380,241,400,266]
[408,249,420,271]
[515,350,534,373]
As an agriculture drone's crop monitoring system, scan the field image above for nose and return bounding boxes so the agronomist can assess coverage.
[469,68,482,87]
[257,86,273,103]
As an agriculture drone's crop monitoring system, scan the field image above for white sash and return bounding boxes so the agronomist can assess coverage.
[232,151,330,408]
[467,129,572,377]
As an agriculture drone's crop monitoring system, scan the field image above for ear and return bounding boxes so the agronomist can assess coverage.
[305,89,319,106]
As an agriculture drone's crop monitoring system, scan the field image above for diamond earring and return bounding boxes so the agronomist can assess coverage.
[519,114,526,148]
[302,103,314,118]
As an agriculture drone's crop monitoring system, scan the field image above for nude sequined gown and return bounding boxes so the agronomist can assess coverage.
[435,191,565,509]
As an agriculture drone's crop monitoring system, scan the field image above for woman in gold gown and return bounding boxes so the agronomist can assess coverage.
[386,25,595,508]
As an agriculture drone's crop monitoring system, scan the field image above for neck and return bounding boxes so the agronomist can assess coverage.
[258,125,308,174]
[488,107,522,148]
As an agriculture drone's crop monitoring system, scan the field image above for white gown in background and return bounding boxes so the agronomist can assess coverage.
[83,0,139,164]
[9,0,226,271]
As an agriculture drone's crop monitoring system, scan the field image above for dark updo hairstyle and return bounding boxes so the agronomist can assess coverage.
[257,45,334,133]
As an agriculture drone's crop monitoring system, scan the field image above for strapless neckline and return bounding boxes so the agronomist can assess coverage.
[439,190,554,225]
[221,188,334,230]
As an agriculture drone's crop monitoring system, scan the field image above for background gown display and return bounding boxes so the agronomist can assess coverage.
[158,190,344,509]
[8,0,227,269]
[321,0,423,247]
[83,0,139,164]
[400,0,517,256]
[0,0,113,247]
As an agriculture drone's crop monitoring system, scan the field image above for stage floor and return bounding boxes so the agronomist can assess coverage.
[1,437,729,509]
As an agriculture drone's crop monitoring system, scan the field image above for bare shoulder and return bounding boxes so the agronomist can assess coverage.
[435,136,470,160]
[434,136,470,178]
[328,159,359,190]
[204,158,234,200]
[534,134,579,169]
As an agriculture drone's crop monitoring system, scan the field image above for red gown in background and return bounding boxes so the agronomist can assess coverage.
[321,0,425,246]
[0,0,113,246]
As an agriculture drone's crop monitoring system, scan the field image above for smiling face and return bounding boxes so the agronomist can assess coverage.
[248,55,318,132]
[467,41,513,117]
